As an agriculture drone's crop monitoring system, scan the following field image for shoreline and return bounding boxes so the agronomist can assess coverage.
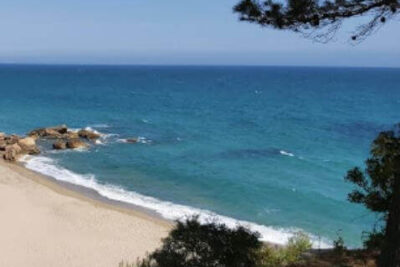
[0,159,171,267]
[18,154,332,249]
[14,159,172,224]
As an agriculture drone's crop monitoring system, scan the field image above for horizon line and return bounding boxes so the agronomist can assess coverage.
[0,62,399,70]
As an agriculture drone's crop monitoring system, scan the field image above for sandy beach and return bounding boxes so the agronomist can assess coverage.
[0,160,171,267]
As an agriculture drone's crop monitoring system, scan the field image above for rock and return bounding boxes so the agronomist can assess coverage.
[0,132,5,140]
[53,141,67,150]
[18,137,40,155]
[18,137,36,148]
[66,139,89,149]
[4,134,21,145]
[62,131,79,139]
[29,125,68,138]
[44,129,63,139]
[3,143,22,161]
[126,138,138,143]
[78,129,100,140]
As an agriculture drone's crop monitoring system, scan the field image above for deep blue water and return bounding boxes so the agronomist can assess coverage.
[1,65,399,247]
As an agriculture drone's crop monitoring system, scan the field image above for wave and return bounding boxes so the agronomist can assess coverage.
[68,126,119,145]
[279,150,295,157]
[19,155,331,249]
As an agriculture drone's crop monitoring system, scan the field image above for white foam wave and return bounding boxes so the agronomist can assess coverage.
[95,139,104,145]
[137,136,151,144]
[69,126,119,145]
[83,127,102,135]
[20,155,331,248]
[69,126,104,136]
[280,150,295,157]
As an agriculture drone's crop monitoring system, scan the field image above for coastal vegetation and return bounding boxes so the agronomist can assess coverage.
[120,217,378,267]
[345,125,400,266]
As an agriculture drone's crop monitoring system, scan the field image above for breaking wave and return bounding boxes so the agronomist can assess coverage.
[19,155,331,249]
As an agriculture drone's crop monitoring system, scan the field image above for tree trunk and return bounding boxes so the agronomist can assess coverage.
[379,177,400,267]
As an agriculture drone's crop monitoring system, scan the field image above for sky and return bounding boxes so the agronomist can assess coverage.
[0,0,399,67]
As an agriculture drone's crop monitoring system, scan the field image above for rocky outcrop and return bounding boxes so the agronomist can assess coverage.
[29,125,68,138]
[1,124,104,161]
[78,129,100,140]
[53,141,67,150]
[3,143,22,161]
[18,137,40,155]
[66,139,89,149]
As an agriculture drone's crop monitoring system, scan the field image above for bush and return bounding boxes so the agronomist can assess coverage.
[137,216,262,267]
[362,229,385,251]
[333,232,346,255]
[259,232,312,267]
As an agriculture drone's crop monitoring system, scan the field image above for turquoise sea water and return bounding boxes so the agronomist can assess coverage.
[1,65,399,247]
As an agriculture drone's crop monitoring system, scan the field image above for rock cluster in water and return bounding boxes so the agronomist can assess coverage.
[0,125,100,161]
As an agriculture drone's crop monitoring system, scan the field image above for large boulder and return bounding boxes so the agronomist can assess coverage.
[3,143,22,161]
[18,136,36,147]
[0,132,5,140]
[53,141,67,150]
[66,139,89,149]
[29,125,68,138]
[78,129,101,140]
[18,137,40,155]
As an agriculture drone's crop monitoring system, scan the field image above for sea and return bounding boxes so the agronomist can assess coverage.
[0,65,399,248]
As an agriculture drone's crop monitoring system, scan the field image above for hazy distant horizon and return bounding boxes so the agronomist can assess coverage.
[0,62,399,69]
[1,1,399,68]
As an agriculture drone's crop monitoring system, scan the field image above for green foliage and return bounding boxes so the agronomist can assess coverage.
[234,0,399,41]
[333,232,346,255]
[344,125,400,266]
[344,126,400,250]
[259,232,312,267]
[136,216,262,267]
[345,128,400,213]
[362,229,385,251]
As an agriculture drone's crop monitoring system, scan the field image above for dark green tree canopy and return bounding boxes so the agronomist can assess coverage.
[138,217,262,267]
[234,0,399,41]
[345,126,400,216]
[344,125,400,266]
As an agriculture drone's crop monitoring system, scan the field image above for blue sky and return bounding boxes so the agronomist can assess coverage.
[0,0,399,67]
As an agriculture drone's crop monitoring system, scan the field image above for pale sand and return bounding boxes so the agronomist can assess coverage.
[0,160,172,267]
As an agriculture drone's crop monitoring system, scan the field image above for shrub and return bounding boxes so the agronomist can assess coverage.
[135,216,262,267]
[362,229,385,251]
[333,232,346,255]
[259,232,312,267]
